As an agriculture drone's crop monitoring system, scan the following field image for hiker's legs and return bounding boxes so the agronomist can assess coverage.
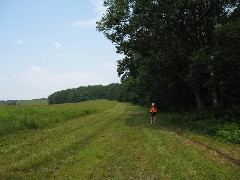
[150,115,156,124]
[153,116,156,124]
[150,116,153,124]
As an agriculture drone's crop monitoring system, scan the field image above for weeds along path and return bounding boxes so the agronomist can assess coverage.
[1,102,240,179]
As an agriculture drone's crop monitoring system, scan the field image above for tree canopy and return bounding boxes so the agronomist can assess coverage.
[97,0,240,110]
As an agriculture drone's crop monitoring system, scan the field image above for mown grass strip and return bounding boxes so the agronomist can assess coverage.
[87,106,161,179]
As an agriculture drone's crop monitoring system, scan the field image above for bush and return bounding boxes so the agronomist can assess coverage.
[216,123,240,143]
[159,108,240,144]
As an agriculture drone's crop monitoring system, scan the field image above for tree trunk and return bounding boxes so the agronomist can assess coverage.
[211,84,224,108]
[176,73,206,109]
[193,87,206,109]
[211,85,219,107]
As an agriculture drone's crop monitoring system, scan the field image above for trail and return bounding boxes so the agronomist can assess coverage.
[0,102,240,179]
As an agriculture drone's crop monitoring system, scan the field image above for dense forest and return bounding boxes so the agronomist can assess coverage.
[96,0,240,111]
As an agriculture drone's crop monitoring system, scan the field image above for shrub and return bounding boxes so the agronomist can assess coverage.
[159,109,240,144]
[216,123,240,143]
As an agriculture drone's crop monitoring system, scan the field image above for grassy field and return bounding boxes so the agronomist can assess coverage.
[0,100,239,179]
[0,100,115,136]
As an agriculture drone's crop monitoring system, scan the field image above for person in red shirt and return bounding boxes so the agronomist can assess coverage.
[150,103,157,124]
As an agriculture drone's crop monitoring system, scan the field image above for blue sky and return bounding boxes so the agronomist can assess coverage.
[0,0,123,100]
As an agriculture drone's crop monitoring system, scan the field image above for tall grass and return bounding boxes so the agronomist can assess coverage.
[158,108,240,144]
[0,99,116,136]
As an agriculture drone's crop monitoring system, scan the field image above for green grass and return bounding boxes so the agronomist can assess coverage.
[0,99,116,135]
[0,100,239,179]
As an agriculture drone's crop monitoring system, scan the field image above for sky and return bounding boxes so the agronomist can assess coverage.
[0,0,123,100]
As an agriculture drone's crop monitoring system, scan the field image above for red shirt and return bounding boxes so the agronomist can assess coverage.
[150,106,157,112]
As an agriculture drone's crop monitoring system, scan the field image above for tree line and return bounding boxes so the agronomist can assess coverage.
[48,84,129,104]
[96,0,240,111]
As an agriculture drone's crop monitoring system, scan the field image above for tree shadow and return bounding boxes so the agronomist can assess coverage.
[124,110,166,130]
[124,110,194,135]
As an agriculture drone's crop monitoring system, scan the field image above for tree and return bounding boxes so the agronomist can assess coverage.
[97,0,240,110]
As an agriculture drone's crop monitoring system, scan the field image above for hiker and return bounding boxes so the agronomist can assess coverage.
[150,103,157,124]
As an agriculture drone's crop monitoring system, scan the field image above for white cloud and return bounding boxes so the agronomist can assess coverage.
[103,63,117,71]
[55,54,62,59]
[20,65,101,95]
[0,77,6,81]
[20,65,49,82]
[54,41,62,50]
[90,0,106,18]
[28,65,47,74]
[0,65,120,100]
[71,19,97,28]
[21,65,98,83]
[71,0,106,28]
[16,39,26,44]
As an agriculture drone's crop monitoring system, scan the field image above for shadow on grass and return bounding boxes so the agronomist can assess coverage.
[124,109,168,131]
[124,107,209,137]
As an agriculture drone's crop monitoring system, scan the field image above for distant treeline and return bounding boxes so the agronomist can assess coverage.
[0,98,47,105]
[48,83,132,105]
[0,100,18,105]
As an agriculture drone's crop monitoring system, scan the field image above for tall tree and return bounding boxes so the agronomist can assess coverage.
[97,0,240,109]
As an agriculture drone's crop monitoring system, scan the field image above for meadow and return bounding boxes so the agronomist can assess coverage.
[0,100,115,136]
[0,100,239,179]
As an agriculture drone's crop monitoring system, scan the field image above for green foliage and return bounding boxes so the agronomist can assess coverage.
[216,123,240,143]
[47,83,134,105]
[159,108,240,144]
[97,0,240,110]
[20,118,39,129]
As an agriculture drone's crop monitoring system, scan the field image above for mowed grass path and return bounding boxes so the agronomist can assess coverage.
[0,100,240,179]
